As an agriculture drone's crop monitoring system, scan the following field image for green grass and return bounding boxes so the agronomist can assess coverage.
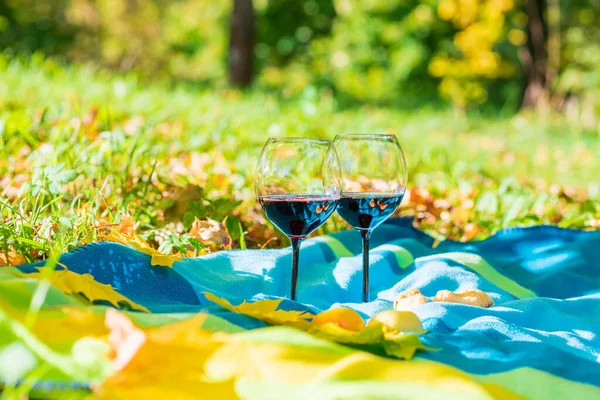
[0,54,599,264]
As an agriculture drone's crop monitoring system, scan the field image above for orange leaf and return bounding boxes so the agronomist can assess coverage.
[0,246,26,267]
[189,218,232,251]
[116,215,136,236]
[105,308,147,371]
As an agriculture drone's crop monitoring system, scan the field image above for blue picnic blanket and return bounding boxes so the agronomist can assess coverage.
[21,218,600,398]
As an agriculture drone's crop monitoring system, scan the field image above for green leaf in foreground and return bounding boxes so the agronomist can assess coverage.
[0,341,37,384]
[0,307,112,384]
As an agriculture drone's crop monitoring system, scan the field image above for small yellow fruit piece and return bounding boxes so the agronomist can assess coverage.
[433,289,494,308]
[367,310,423,333]
[312,307,366,332]
[394,288,430,311]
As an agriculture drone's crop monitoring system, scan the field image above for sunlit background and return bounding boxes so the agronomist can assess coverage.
[2,0,599,110]
[0,0,599,264]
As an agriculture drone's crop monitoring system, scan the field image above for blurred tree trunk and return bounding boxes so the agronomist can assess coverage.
[520,0,560,110]
[229,0,254,87]
[520,0,548,109]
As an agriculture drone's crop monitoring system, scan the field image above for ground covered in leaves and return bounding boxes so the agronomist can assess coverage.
[1,55,599,265]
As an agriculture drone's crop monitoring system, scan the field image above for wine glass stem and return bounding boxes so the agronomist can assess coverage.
[360,230,371,302]
[291,238,301,301]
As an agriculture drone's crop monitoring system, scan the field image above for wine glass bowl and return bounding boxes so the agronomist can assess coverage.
[255,138,341,199]
[255,137,342,300]
[333,133,407,302]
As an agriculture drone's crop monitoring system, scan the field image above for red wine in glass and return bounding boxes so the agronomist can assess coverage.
[259,195,339,239]
[337,192,405,231]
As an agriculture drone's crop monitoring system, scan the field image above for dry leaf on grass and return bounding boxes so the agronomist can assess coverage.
[163,185,204,221]
[100,215,182,268]
[190,218,232,251]
[116,215,136,235]
[0,246,26,267]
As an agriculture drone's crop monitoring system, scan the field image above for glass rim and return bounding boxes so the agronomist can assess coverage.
[267,136,331,144]
[333,133,398,140]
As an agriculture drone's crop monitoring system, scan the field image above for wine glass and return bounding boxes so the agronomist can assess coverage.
[333,134,407,302]
[255,137,342,301]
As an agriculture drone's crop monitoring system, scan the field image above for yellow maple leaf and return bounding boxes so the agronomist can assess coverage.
[308,321,385,344]
[100,215,181,268]
[23,267,149,312]
[205,294,427,360]
[307,321,429,360]
[97,310,237,400]
[204,292,314,328]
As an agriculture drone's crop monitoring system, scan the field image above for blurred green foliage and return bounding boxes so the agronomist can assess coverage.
[0,0,599,114]
[0,0,76,54]
[429,0,522,107]
[256,0,336,65]
[264,0,445,105]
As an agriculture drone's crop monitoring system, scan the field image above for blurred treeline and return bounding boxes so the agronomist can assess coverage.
[0,0,598,116]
